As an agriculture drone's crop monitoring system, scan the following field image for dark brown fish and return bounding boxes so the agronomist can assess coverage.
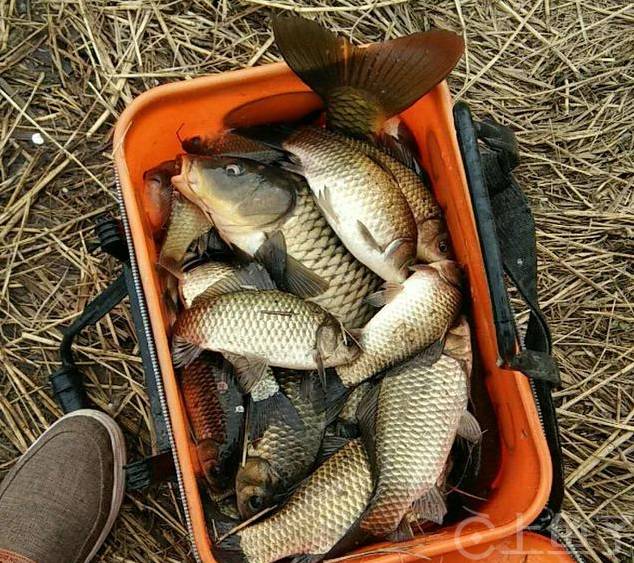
[215,439,373,563]
[142,160,178,238]
[180,352,245,493]
[235,370,328,519]
[182,131,283,164]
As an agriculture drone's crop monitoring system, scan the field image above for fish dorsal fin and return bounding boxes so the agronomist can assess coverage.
[411,486,447,525]
[220,351,269,393]
[190,263,276,307]
[271,15,464,138]
[248,391,303,441]
[355,382,380,469]
[457,410,483,443]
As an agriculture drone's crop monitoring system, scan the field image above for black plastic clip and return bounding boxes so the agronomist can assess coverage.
[126,452,177,491]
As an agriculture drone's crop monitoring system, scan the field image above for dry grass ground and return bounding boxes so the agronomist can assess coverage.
[1,1,633,561]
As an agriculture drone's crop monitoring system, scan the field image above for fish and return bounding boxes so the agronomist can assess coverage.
[271,15,464,141]
[171,289,360,391]
[214,438,373,563]
[178,261,302,436]
[179,261,276,308]
[235,370,328,519]
[179,352,245,494]
[142,160,178,238]
[158,194,214,276]
[334,133,452,264]
[172,155,381,327]
[336,261,463,388]
[356,343,479,541]
[182,131,284,164]
[238,125,418,283]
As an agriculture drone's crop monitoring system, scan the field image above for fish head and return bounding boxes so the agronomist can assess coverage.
[171,154,296,231]
[317,317,361,366]
[428,259,463,288]
[198,439,233,494]
[444,315,473,376]
[235,457,277,518]
[417,218,453,264]
[142,160,178,233]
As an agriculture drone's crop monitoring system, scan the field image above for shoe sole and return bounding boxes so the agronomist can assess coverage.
[64,409,126,563]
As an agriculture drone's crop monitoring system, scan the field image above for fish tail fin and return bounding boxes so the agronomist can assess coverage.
[271,15,464,138]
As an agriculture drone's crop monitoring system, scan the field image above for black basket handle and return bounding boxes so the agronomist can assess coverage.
[454,102,564,525]
[49,216,175,490]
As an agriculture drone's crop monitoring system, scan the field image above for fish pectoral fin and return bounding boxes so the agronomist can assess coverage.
[386,519,415,543]
[413,337,446,368]
[356,382,380,469]
[324,372,351,426]
[171,336,204,368]
[314,350,327,390]
[314,184,338,222]
[356,220,384,254]
[378,130,423,175]
[157,255,185,279]
[254,231,288,289]
[220,351,269,393]
[290,554,324,563]
[314,435,350,468]
[364,281,403,308]
[285,255,329,298]
[364,290,387,308]
[412,486,448,526]
[248,391,304,440]
[457,410,483,443]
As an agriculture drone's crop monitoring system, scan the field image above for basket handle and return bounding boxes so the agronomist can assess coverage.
[454,102,564,524]
[49,216,174,490]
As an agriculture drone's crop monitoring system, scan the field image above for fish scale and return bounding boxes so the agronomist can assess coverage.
[173,290,355,371]
[245,371,326,491]
[283,126,417,282]
[284,182,381,327]
[360,354,468,536]
[237,439,373,563]
[336,264,462,387]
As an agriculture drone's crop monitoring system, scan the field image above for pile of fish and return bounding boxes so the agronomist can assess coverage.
[144,15,483,563]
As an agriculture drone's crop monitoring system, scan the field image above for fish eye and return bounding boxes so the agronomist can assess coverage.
[224,162,244,176]
[248,495,263,511]
[438,239,449,254]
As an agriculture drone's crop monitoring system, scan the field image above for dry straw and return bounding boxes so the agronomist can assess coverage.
[1,1,632,561]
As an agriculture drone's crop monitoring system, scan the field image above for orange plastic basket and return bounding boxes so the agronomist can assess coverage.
[113,62,553,563]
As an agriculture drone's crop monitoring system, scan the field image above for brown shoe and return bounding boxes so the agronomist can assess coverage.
[0,410,126,563]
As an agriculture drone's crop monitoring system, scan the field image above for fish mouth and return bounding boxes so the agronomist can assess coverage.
[429,260,463,288]
[171,154,194,199]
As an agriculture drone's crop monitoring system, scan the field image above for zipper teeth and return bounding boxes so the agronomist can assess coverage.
[550,527,588,563]
[114,171,202,563]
